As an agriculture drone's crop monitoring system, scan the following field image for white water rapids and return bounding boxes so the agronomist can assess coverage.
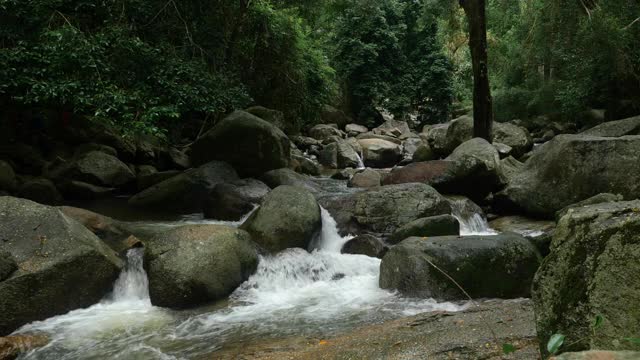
[15,207,468,359]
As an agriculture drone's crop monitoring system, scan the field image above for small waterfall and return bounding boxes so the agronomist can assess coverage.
[111,247,151,304]
[314,207,353,253]
[449,198,497,235]
[356,151,365,169]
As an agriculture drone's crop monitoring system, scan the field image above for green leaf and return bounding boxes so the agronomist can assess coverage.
[624,338,640,345]
[502,343,516,354]
[593,315,604,329]
[547,334,565,354]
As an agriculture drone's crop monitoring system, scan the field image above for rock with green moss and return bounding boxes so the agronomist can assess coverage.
[241,186,321,253]
[533,200,640,357]
[380,233,541,300]
[191,110,291,177]
[388,215,460,244]
[496,135,640,218]
[0,197,123,336]
[145,225,258,309]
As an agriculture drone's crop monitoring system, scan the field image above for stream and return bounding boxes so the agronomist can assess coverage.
[13,178,497,359]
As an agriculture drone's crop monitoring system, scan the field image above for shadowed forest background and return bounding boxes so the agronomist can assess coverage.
[2,0,639,139]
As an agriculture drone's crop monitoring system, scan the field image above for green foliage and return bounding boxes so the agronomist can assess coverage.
[502,343,516,354]
[329,0,453,127]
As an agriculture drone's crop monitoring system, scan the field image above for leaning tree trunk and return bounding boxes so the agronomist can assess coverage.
[460,0,493,141]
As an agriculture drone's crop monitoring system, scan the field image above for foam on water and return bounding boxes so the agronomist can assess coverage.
[449,198,497,235]
[16,206,465,359]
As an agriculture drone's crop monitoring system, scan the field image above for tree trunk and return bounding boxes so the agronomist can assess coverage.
[460,0,493,141]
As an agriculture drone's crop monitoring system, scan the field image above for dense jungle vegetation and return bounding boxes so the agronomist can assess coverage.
[1,0,639,136]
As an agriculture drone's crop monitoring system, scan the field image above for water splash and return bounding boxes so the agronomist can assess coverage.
[356,151,366,169]
[110,247,150,303]
[449,198,497,235]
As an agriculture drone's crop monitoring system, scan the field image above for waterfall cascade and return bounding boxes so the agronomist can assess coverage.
[449,199,497,235]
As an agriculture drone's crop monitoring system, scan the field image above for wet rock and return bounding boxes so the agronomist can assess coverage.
[323,183,451,236]
[345,123,368,137]
[309,124,345,142]
[145,225,258,308]
[380,233,541,300]
[0,252,17,282]
[57,180,114,200]
[260,168,320,195]
[581,115,640,137]
[348,169,381,188]
[357,139,402,168]
[191,111,291,177]
[0,197,122,336]
[0,161,16,192]
[533,201,640,356]
[136,170,182,191]
[496,135,640,218]
[17,178,63,205]
[203,179,270,221]
[341,234,387,258]
[128,161,238,213]
[48,151,135,188]
[388,215,460,245]
[74,143,117,158]
[241,186,321,253]
[0,334,50,359]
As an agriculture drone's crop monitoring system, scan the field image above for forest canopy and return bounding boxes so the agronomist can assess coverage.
[1,0,639,135]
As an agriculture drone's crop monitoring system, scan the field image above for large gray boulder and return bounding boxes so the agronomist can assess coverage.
[341,234,387,258]
[241,186,321,253]
[445,116,533,157]
[309,124,345,142]
[128,161,238,213]
[581,115,640,137]
[496,135,640,218]
[380,233,541,300]
[318,140,360,169]
[345,123,368,137]
[422,123,451,157]
[348,169,381,188]
[49,151,135,188]
[321,183,451,236]
[145,225,258,308]
[203,179,270,221]
[373,119,412,139]
[260,168,320,195]
[245,106,290,134]
[191,111,291,177]
[533,201,640,357]
[357,139,402,168]
[0,197,123,336]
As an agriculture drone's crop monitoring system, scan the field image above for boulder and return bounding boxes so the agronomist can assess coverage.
[128,161,238,213]
[290,153,321,176]
[380,233,541,300]
[0,143,45,176]
[203,179,270,221]
[341,234,387,258]
[0,334,50,360]
[533,201,640,356]
[373,119,412,139]
[309,124,345,142]
[74,143,117,158]
[319,141,360,169]
[145,225,258,308]
[157,147,190,170]
[388,215,460,245]
[401,137,424,163]
[260,168,320,195]
[493,122,533,157]
[496,135,640,218]
[357,139,402,168]
[356,133,403,145]
[241,186,321,252]
[0,251,17,282]
[291,136,322,152]
[444,115,474,153]
[555,193,624,221]
[497,156,524,186]
[0,161,16,192]
[136,170,182,191]
[191,111,291,177]
[49,151,135,188]
[345,123,368,137]
[423,123,451,157]
[246,106,290,134]
[412,144,436,162]
[322,183,451,236]
[17,178,63,205]
[348,169,381,188]
[581,115,640,137]
[0,197,122,336]
[382,161,454,186]
[320,105,351,129]
[493,142,513,158]
[489,215,555,256]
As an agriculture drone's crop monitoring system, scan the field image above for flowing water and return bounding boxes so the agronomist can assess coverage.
[15,204,466,359]
[449,198,497,236]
